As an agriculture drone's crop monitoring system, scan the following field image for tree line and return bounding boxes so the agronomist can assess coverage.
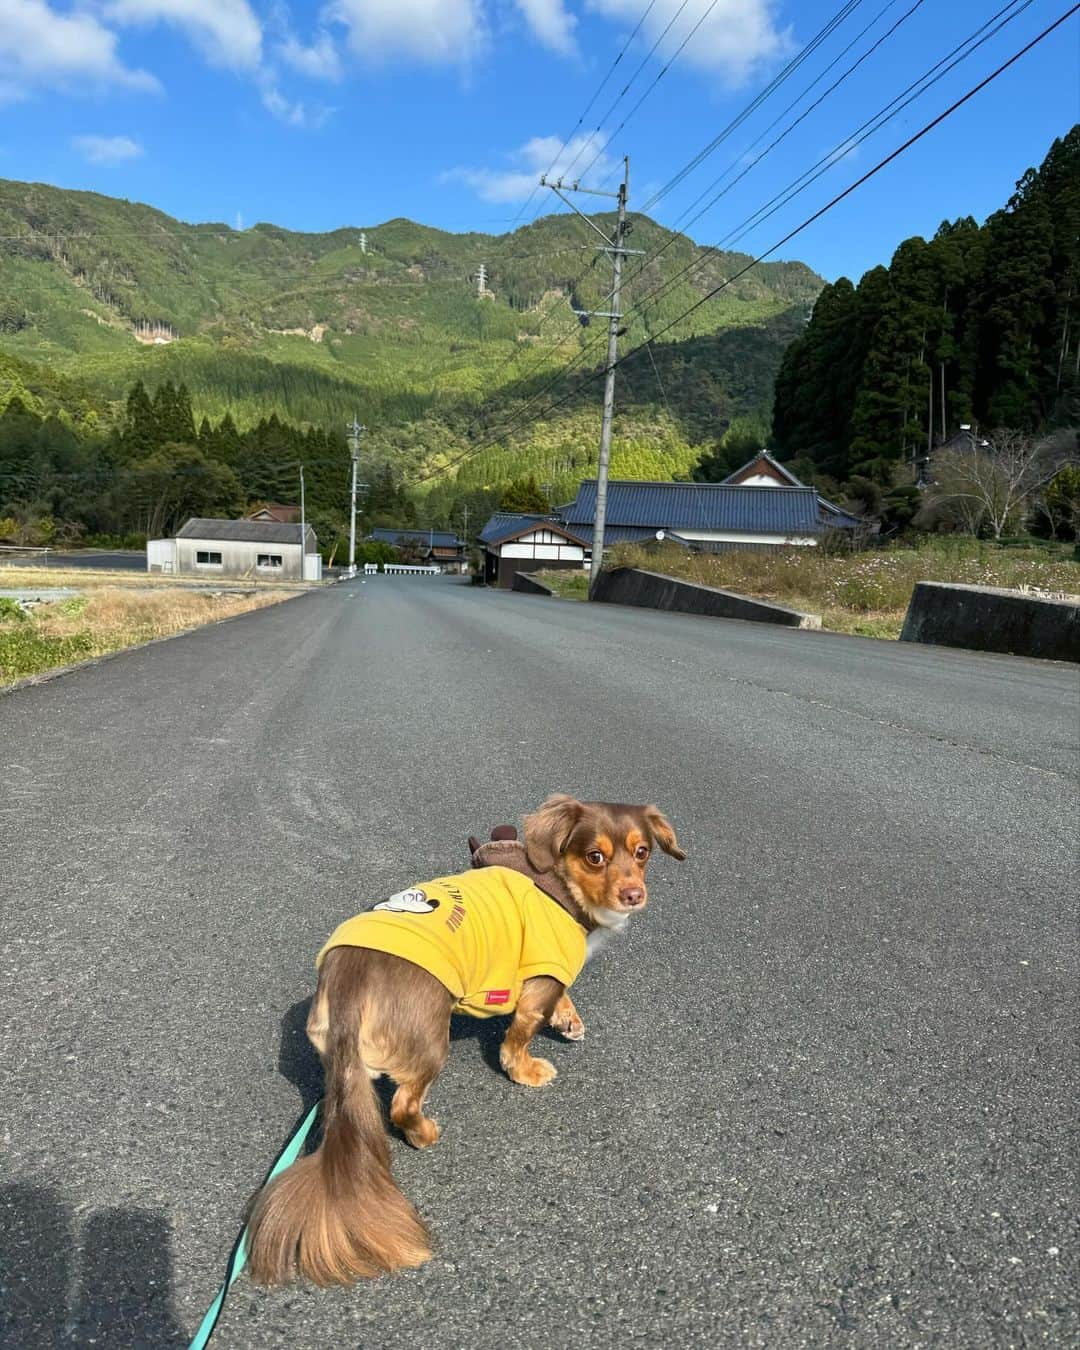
[0,377,418,558]
[770,128,1079,487]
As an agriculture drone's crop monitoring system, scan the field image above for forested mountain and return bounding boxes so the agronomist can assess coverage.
[771,126,1079,486]
[3,124,1076,551]
[0,177,818,439]
[0,177,823,542]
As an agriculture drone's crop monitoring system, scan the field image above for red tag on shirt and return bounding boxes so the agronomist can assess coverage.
[484,989,511,1006]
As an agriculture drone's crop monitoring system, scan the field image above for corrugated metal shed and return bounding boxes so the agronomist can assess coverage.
[561,481,826,533]
[177,518,315,546]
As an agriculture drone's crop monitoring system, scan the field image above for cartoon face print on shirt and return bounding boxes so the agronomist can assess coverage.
[372,888,439,914]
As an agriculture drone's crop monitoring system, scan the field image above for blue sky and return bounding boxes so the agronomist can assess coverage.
[1,1,1076,281]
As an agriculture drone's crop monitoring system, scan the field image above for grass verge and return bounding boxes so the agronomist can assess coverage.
[534,538,1079,640]
[0,586,298,686]
[0,565,317,591]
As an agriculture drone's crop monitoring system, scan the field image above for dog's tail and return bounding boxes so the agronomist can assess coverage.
[246,968,432,1287]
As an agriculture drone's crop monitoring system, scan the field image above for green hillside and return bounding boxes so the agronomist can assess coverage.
[0,178,819,441]
[0,177,822,546]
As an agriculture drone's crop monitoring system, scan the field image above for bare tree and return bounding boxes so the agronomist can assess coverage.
[925,428,1071,540]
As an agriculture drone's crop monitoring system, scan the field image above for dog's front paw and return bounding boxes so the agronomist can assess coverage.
[502,1052,558,1088]
[550,1005,586,1041]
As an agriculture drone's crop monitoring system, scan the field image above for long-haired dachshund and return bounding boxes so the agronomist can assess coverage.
[246,794,685,1287]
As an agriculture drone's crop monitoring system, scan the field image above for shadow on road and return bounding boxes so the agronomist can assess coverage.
[449,1012,508,1074]
[277,997,322,1115]
[0,1183,186,1348]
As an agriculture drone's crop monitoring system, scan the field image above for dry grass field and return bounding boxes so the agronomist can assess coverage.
[0,583,299,685]
[534,537,1079,638]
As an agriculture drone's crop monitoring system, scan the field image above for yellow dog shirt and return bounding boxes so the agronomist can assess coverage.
[317,865,587,1017]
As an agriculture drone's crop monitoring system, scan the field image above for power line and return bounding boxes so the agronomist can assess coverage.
[639,0,870,211]
[712,0,1036,252]
[507,0,661,231]
[655,0,929,226]
[603,0,1039,346]
[429,5,1076,476]
[572,0,735,186]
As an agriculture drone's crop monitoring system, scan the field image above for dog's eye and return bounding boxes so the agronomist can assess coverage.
[585,849,605,867]
[635,845,650,861]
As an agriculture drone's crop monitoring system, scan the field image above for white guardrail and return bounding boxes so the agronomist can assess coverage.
[366,563,441,576]
[0,545,52,560]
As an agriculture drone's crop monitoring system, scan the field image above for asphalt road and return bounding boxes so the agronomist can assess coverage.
[1,578,1077,1348]
[0,549,147,570]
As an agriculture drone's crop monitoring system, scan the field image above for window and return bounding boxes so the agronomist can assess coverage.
[257,554,283,569]
[195,550,222,566]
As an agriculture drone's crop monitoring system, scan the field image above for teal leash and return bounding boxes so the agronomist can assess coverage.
[187,1100,322,1350]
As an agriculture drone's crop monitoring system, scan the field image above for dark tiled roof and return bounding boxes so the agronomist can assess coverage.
[561,481,829,533]
[177,518,316,545]
[545,523,654,546]
[478,514,590,548]
[478,513,543,545]
[818,497,864,529]
[370,528,463,548]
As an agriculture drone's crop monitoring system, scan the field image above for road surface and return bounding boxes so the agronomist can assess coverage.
[0,549,147,570]
[1,577,1076,1348]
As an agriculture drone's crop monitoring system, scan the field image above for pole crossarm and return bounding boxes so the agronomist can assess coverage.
[542,183,617,247]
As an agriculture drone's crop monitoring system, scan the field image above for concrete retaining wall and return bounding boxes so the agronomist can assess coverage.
[592,567,820,628]
[900,582,1080,662]
[512,572,557,596]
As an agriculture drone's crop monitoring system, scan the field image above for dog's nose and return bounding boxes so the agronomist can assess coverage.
[619,887,645,908]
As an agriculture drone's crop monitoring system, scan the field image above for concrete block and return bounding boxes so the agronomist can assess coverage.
[900,581,1080,662]
[512,572,557,596]
[592,567,821,628]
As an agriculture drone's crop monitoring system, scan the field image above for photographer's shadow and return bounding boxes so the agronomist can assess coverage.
[0,1183,186,1348]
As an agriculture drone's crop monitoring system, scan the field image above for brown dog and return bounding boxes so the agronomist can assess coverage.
[246,794,685,1287]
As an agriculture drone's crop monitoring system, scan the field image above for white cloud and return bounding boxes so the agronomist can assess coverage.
[514,0,577,58]
[326,0,486,65]
[443,132,615,203]
[587,0,788,83]
[0,0,159,102]
[105,0,263,72]
[259,75,335,128]
[277,32,343,80]
[73,133,144,164]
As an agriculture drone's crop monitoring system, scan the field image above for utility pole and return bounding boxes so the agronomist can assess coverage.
[542,156,640,596]
[299,464,306,582]
[347,415,367,578]
[476,263,487,297]
[359,231,367,255]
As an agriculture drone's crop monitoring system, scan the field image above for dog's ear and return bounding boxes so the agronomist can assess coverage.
[523,794,584,872]
[644,806,686,860]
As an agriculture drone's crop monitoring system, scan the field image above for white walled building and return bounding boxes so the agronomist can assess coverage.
[148,518,322,581]
[478,515,590,588]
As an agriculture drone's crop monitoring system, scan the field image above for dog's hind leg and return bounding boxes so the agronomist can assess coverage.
[390,1067,445,1150]
[372,968,452,1150]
